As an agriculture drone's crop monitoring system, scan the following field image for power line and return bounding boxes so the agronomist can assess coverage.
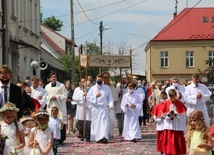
[76,0,99,25]
[110,28,151,39]
[76,28,98,40]
[75,0,149,26]
[74,0,128,14]
[20,0,149,39]
[132,41,150,51]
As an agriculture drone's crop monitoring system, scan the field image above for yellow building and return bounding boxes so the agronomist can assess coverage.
[145,7,214,84]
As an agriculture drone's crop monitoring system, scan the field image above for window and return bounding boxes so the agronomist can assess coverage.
[209,51,214,66]
[186,51,194,67]
[202,17,208,22]
[160,51,168,68]
[211,17,214,22]
[24,0,28,28]
[0,0,2,12]
[11,0,17,17]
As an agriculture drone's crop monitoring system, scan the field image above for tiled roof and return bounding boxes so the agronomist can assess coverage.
[41,30,66,55]
[152,7,214,41]
[41,24,72,43]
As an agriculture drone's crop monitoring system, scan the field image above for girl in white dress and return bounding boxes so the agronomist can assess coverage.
[0,102,25,155]
[20,116,35,155]
[28,110,54,155]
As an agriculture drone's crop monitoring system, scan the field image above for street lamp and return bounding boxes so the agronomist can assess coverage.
[99,21,110,74]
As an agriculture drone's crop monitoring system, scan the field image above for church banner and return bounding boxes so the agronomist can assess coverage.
[80,55,131,68]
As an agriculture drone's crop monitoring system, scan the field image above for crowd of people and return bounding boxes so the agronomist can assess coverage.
[0,63,214,155]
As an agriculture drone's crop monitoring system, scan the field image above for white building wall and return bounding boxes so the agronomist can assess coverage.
[6,0,41,82]
[41,25,66,51]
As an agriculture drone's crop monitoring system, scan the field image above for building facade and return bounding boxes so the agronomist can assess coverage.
[0,0,41,82]
[145,7,214,84]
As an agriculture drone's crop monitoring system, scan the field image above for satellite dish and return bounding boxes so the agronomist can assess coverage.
[201,76,208,82]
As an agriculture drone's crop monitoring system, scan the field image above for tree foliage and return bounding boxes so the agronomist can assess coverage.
[43,16,63,31]
[59,53,73,78]
[202,59,214,83]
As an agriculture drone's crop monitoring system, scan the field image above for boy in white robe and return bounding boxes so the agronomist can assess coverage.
[73,80,92,142]
[121,83,141,142]
[86,74,114,143]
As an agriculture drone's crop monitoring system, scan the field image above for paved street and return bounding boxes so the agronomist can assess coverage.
[58,122,159,155]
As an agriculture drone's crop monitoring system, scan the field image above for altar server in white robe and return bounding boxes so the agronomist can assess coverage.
[165,76,187,131]
[185,73,211,127]
[86,74,114,143]
[45,72,68,144]
[73,80,92,142]
[121,83,141,142]
[31,77,47,110]
[165,76,186,104]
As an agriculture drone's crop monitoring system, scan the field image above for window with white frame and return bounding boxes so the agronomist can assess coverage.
[11,0,17,17]
[0,0,2,12]
[34,3,38,34]
[209,51,214,66]
[186,51,194,67]
[24,0,28,28]
[160,51,168,68]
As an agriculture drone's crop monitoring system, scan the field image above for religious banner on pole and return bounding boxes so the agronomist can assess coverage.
[80,55,131,68]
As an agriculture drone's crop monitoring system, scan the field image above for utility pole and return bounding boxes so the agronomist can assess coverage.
[173,0,178,18]
[99,21,103,74]
[70,0,76,83]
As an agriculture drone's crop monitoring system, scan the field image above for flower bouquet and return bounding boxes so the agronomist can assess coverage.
[0,134,8,155]
[10,148,22,155]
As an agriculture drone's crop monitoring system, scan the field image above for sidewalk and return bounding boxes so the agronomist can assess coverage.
[57,122,160,155]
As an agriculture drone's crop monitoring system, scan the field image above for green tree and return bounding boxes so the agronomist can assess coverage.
[59,53,73,79]
[43,16,63,31]
[201,59,214,83]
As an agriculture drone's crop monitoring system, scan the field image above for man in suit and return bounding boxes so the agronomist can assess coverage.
[0,65,23,119]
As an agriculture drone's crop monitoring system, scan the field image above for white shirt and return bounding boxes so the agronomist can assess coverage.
[49,117,61,139]
[31,86,47,110]
[0,82,10,104]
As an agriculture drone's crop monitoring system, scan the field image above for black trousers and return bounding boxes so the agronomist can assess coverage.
[116,113,123,135]
[78,120,91,140]
[52,139,59,155]
[59,124,66,143]
[142,99,148,125]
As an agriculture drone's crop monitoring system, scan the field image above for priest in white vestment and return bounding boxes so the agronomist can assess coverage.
[45,72,68,144]
[86,74,114,143]
[185,74,211,127]
[121,83,141,142]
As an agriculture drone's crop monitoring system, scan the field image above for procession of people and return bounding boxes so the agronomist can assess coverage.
[0,64,214,154]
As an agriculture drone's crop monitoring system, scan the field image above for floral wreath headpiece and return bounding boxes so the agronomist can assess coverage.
[35,111,49,117]
[189,115,204,121]
[20,117,33,123]
[0,106,19,113]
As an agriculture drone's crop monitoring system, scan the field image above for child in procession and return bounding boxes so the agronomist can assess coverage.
[29,110,54,155]
[187,110,212,155]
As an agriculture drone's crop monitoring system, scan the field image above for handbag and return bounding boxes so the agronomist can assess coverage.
[29,128,42,155]
[29,148,41,155]
[192,148,207,155]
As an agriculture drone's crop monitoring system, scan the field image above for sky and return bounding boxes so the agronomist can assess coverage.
[41,0,214,76]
